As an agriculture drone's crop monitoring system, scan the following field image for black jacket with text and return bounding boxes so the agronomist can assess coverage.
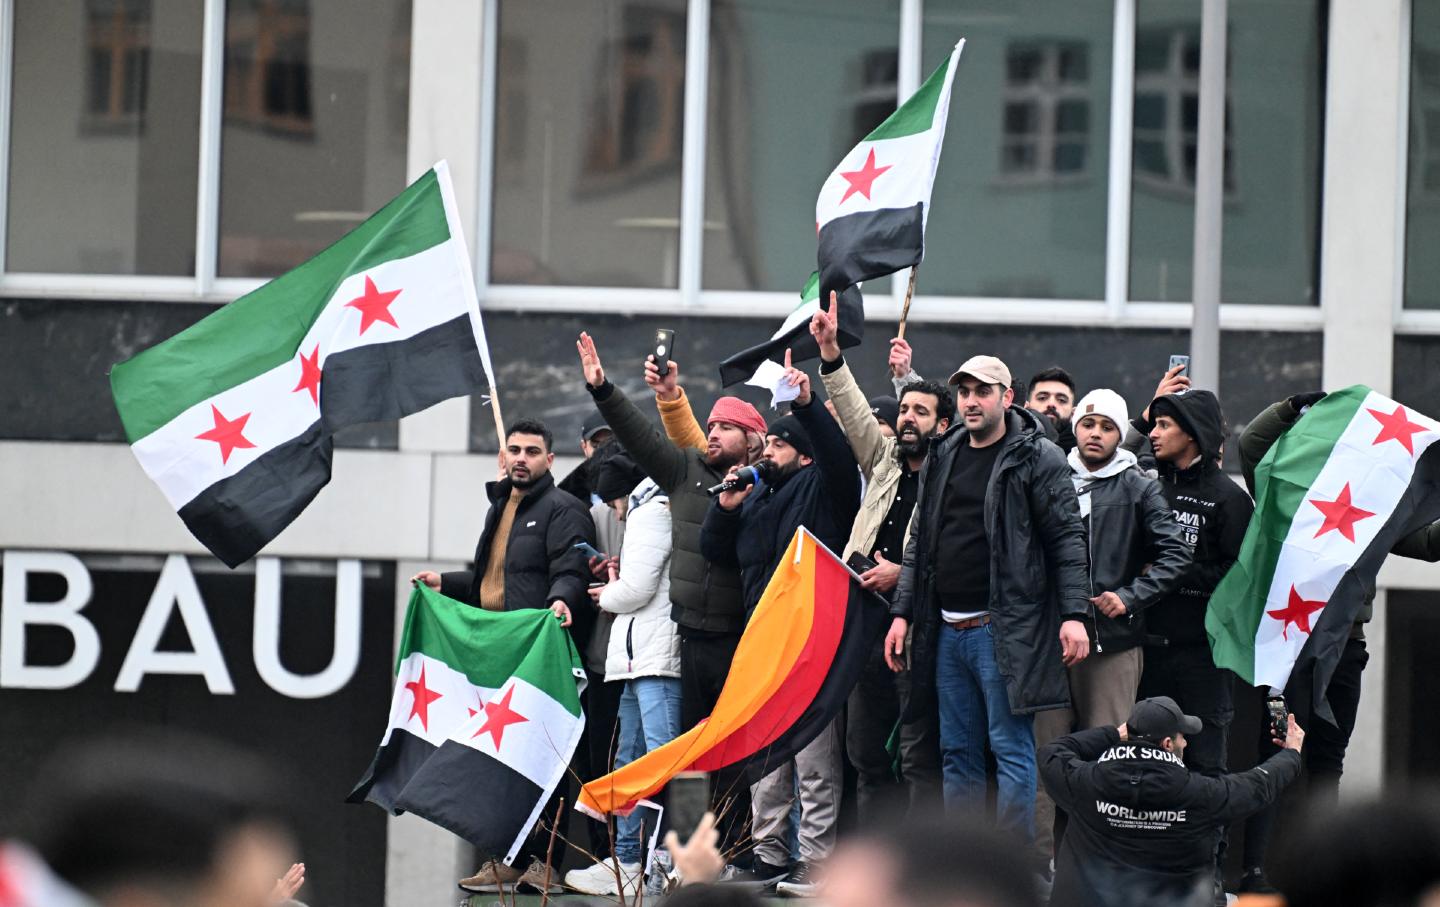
[1040,726,1300,907]
[1131,390,1254,647]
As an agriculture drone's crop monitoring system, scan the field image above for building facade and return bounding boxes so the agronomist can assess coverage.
[0,1,1436,904]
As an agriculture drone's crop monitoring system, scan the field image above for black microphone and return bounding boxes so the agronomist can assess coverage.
[706,461,773,497]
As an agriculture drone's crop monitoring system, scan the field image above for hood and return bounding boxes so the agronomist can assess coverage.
[1149,389,1226,460]
[629,477,666,511]
[1068,445,1137,481]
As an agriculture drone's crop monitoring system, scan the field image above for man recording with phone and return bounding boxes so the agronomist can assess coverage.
[1039,696,1304,907]
[700,349,861,894]
[810,292,949,824]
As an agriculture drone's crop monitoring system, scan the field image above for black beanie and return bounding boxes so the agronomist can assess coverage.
[869,396,900,433]
[767,414,813,458]
[594,452,647,503]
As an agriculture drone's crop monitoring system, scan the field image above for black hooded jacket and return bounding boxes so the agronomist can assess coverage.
[1041,726,1300,907]
[1130,390,1254,647]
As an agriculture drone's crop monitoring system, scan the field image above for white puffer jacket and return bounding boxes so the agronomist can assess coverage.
[599,480,681,680]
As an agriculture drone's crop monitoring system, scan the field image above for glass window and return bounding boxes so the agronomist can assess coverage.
[490,0,687,289]
[7,0,202,275]
[218,0,412,277]
[1405,2,1440,309]
[919,0,1112,299]
[702,0,900,291]
[1128,0,1321,305]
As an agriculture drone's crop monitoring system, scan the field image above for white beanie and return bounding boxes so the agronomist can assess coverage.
[1071,388,1130,433]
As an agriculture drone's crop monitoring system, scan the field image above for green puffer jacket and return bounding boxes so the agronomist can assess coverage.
[588,379,747,636]
[1240,397,1440,626]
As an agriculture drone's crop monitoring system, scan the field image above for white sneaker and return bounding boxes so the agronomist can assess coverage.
[563,859,642,896]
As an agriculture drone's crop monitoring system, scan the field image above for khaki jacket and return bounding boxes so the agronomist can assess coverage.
[819,357,916,561]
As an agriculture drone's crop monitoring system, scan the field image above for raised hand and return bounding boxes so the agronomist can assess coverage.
[576,332,606,387]
[270,863,305,903]
[1141,364,1191,421]
[782,348,812,406]
[888,337,913,380]
[810,291,842,361]
[644,355,681,401]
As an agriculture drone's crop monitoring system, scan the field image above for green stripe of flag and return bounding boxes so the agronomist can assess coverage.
[398,585,582,717]
[110,170,449,443]
[1207,386,1368,672]
[864,52,951,142]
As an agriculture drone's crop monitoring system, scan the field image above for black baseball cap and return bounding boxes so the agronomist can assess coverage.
[581,413,611,442]
[1127,696,1202,739]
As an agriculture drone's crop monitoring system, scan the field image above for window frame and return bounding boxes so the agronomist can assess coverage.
[0,0,1328,331]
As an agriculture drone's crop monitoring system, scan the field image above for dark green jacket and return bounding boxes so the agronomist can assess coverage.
[588,379,747,635]
[1239,398,1440,625]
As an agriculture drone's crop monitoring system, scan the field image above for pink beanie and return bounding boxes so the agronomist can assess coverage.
[707,397,768,436]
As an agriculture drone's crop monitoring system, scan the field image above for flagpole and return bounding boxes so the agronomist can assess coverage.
[489,389,507,450]
[896,265,919,340]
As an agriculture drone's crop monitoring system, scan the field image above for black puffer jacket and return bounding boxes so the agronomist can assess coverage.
[587,380,748,636]
[1075,456,1193,653]
[700,399,861,611]
[893,405,1090,715]
[1131,390,1254,647]
[1041,727,1300,907]
[440,472,595,615]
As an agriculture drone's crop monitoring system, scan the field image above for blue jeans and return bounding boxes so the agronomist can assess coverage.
[615,676,683,863]
[935,622,1036,844]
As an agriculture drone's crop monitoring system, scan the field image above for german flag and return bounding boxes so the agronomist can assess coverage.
[578,527,886,816]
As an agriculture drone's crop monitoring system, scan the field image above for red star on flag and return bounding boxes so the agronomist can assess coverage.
[195,405,256,464]
[404,664,443,731]
[473,685,528,748]
[838,149,892,204]
[1368,404,1427,455]
[1310,483,1376,542]
[467,690,483,719]
[292,344,322,405]
[345,275,402,335]
[1266,586,1327,641]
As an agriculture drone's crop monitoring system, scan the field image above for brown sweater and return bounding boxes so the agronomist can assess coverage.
[478,487,527,611]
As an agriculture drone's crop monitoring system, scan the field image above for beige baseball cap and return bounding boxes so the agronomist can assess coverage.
[947,355,1012,389]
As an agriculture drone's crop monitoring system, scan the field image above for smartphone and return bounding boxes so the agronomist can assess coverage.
[1168,354,1190,374]
[1265,695,1289,741]
[668,771,710,844]
[573,541,606,560]
[846,551,878,575]
[652,329,676,377]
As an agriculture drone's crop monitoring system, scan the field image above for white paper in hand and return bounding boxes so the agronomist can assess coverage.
[745,359,801,409]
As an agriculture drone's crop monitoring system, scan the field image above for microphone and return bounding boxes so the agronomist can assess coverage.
[706,461,773,497]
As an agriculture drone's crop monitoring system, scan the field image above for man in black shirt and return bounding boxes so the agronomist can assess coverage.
[813,297,952,823]
[888,354,1091,847]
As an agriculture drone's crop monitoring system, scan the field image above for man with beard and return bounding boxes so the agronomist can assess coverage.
[576,332,769,868]
[811,293,949,825]
[411,418,596,893]
[1026,366,1079,453]
[701,351,861,895]
[885,355,1090,851]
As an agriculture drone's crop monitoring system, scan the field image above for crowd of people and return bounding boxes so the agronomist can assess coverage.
[398,296,1435,907]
